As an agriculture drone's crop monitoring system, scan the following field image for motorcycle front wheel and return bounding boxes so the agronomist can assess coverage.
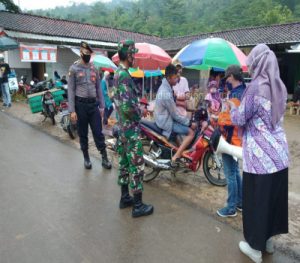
[202,150,227,187]
[50,111,56,125]
[67,123,77,139]
[142,140,161,182]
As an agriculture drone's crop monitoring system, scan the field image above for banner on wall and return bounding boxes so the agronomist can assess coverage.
[20,43,57,63]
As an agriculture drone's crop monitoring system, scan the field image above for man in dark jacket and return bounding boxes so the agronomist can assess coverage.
[0,55,12,107]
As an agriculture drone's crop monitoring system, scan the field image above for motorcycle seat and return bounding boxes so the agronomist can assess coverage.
[140,119,163,135]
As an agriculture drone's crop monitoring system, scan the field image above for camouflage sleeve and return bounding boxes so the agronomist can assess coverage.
[68,65,76,113]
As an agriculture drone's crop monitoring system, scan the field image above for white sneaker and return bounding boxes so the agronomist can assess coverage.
[266,238,274,254]
[239,241,262,263]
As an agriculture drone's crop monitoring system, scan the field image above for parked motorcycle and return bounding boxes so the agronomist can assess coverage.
[41,90,57,125]
[107,109,228,187]
[18,76,30,96]
[59,101,77,139]
[28,80,54,95]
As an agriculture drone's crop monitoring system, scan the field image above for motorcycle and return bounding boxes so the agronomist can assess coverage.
[18,76,30,96]
[107,108,228,187]
[58,101,77,139]
[28,80,53,95]
[41,90,57,125]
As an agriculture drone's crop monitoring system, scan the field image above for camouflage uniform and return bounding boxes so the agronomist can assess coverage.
[113,63,144,194]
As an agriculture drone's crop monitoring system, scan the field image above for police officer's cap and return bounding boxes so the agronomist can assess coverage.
[118,39,138,54]
[80,41,93,53]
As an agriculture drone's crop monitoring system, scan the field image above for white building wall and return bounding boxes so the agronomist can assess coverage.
[46,47,78,80]
[6,49,32,80]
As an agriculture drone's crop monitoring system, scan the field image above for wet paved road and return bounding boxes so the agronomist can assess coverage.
[0,112,297,263]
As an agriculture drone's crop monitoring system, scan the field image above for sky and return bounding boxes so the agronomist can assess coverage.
[13,0,108,10]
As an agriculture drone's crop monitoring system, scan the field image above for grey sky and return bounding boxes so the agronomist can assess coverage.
[13,0,107,10]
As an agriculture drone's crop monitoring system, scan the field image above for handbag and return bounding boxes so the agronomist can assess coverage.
[8,76,18,91]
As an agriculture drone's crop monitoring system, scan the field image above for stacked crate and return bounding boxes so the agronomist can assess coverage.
[28,89,65,113]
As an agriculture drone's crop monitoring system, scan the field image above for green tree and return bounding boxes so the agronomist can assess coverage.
[261,4,293,24]
[0,0,20,13]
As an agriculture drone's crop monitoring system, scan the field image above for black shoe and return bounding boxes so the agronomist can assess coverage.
[3,103,7,107]
[132,192,154,218]
[119,185,134,209]
[101,150,112,169]
[83,151,92,169]
[84,159,92,169]
[8,103,11,107]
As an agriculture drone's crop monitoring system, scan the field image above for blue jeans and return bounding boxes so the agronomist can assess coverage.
[172,121,190,136]
[222,153,242,210]
[1,82,11,105]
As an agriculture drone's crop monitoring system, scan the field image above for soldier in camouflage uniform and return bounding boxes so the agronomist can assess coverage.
[113,39,154,218]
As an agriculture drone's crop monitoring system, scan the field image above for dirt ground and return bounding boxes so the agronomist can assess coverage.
[2,100,300,260]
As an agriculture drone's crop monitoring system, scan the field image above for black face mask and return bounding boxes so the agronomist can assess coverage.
[81,54,91,63]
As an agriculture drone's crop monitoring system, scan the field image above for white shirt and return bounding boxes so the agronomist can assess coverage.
[173,76,189,116]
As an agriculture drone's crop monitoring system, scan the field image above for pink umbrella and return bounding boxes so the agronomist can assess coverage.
[112,42,172,70]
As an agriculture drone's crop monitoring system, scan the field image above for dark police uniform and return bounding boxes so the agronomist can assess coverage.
[68,42,111,169]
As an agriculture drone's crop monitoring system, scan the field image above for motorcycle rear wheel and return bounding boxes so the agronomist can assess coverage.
[142,140,161,182]
[203,150,227,187]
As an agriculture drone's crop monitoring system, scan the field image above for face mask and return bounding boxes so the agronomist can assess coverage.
[81,54,91,63]
[226,82,233,91]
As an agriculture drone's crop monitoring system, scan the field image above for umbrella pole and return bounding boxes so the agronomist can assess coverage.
[142,76,144,98]
[150,76,153,101]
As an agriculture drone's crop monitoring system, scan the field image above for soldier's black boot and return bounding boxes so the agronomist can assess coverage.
[119,185,134,209]
[83,151,92,169]
[132,192,154,218]
[101,149,112,169]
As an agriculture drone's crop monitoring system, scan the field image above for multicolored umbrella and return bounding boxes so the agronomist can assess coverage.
[129,68,164,78]
[112,43,172,70]
[92,55,117,71]
[173,38,247,72]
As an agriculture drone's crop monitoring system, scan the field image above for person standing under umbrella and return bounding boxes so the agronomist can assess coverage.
[173,63,190,117]
[101,71,114,127]
[229,44,289,263]
[0,55,12,107]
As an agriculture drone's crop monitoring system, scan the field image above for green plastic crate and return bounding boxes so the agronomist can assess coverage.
[28,89,65,113]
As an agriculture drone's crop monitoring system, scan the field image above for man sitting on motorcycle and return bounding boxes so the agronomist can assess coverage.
[154,64,196,164]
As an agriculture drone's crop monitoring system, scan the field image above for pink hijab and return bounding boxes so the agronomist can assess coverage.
[245,44,287,128]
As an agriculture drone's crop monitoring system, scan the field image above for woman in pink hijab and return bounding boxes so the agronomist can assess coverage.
[230,44,289,263]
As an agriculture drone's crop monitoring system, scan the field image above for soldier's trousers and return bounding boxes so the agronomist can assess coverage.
[117,131,144,194]
[75,100,106,153]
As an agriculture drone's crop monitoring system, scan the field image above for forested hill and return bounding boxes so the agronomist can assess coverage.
[32,0,300,37]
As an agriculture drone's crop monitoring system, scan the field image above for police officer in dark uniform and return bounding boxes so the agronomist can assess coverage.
[68,41,112,170]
